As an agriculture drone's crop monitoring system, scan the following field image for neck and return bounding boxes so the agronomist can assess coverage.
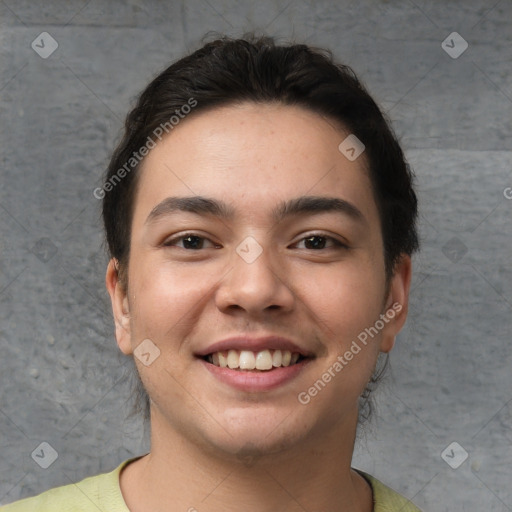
[120,407,373,512]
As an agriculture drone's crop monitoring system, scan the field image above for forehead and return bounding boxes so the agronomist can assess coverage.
[133,103,379,227]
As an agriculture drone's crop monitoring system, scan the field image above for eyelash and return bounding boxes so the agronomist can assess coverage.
[162,232,348,250]
[163,233,221,250]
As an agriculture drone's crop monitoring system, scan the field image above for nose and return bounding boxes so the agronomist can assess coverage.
[214,237,295,318]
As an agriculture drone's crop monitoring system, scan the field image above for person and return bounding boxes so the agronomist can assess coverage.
[1,34,422,511]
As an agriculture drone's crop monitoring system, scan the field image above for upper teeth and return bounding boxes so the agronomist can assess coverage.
[209,349,300,370]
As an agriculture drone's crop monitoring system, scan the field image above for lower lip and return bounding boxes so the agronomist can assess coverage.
[199,358,311,392]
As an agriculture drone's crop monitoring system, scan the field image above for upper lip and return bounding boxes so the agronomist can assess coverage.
[195,335,314,358]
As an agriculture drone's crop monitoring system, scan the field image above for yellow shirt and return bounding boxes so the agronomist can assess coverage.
[0,456,422,511]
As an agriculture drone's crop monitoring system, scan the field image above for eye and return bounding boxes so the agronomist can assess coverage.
[294,234,348,250]
[163,233,219,250]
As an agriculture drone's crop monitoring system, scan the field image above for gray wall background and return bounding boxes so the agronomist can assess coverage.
[0,0,511,510]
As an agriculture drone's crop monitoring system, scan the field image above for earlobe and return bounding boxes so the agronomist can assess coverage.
[380,255,412,353]
[105,258,133,356]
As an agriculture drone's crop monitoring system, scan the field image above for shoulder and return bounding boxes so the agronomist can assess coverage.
[0,457,140,512]
[356,470,423,512]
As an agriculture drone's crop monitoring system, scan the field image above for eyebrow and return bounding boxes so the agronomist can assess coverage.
[145,195,366,225]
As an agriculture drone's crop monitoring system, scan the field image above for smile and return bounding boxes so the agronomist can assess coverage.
[204,349,304,371]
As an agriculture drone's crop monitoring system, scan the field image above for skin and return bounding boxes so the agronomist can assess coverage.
[106,103,412,512]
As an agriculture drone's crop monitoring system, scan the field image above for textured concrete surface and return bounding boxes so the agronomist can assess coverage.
[0,1,511,510]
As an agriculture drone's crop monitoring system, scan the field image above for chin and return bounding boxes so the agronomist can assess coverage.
[207,433,302,465]
[202,411,317,462]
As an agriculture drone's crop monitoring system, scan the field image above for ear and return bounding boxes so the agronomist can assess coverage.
[379,254,412,353]
[105,258,133,356]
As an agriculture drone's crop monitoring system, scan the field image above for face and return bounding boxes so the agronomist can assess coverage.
[106,103,411,459]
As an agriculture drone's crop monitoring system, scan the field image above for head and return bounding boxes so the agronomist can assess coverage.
[102,35,418,453]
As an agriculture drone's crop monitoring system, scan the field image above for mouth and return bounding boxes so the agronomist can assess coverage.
[195,336,315,391]
[201,349,308,371]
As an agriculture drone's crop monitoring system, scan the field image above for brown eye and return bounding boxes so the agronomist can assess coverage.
[180,235,205,249]
[295,234,347,250]
[163,233,218,250]
[304,236,327,249]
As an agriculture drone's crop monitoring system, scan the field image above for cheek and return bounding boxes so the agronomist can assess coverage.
[304,257,385,322]
[302,257,386,388]
[127,259,220,343]
[125,263,209,405]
